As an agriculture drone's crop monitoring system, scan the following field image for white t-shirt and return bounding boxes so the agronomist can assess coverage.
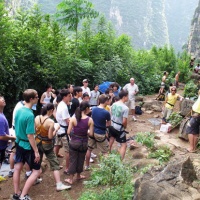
[81,86,91,97]
[56,101,70,134]
[89,90,100,105]
[123,83,139,101]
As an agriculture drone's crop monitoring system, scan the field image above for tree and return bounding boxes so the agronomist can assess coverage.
[56,0,99,51]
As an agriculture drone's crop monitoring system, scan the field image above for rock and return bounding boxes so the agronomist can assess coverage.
[153,114,159,118]
[145,110,154,114]
[132,147,148,159]
[143,101,162,112]
[180,99,194,116]
[141,107,146,111]
[154,135,161,140]
[135,96,144,102]
[133,157,198,200]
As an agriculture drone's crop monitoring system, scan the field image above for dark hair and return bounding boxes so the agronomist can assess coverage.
[119,90,128,99]
[111,82,119,90]
[163,71,167,75]
[56,94,62,103]
[65,84,74,89]
[60,89,70,100]
[73,87,82,96]
[41,103,54,116]
[105,88,113,95]
[75,101,90,121]
[23,89,37,103]
[94,84,99,89]
[112,96,120,105]
[98,94,109,104]
[55,89,60,96]
[83,93,89,98]
[45,83,52,90]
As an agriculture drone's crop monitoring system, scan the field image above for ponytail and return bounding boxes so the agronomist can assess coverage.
[41,103,54,116]
[75,101,90,121]
[75,107,81,121]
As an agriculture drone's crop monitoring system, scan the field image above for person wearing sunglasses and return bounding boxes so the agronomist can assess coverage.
[162,86,183,123]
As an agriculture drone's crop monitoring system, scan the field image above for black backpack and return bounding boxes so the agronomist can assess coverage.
[135,106,142,115]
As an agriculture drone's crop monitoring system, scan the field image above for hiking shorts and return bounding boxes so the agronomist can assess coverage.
[88,133,108,153]
[109,126,127,143]
[126,99,135,109]
[15,144,40,170]
[0,148,6,165]
[186,117,200,135]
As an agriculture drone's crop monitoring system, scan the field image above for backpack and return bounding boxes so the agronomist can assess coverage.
[135,106,142,115]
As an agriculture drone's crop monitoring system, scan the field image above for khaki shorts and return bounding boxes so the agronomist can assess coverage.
[54,135,63,147]
[126,99,135,109]
[54,135,69,153]
[88,133,108,153]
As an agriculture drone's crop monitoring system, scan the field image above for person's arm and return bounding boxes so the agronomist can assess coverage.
[67,118,74,135]
[40,93,45,105]
[87,118,94,137]
[51,91,56,99]
[178,94,184,101]
[27,134,40,163]
[106,120,111,127]
[122,118,128,129]
[0,135,15,141]
[48,120,58,139]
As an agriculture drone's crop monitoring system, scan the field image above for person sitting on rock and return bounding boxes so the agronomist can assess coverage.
[162,86,183,123]
[194,63,200,73]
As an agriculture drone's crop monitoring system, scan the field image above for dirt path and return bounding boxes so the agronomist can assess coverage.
[1,88,199,200]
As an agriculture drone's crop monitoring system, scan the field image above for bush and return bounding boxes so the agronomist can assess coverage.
[135,132,155,149]
[184,81,198,99]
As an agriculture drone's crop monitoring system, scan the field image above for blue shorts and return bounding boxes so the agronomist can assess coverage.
[15,143,40,170]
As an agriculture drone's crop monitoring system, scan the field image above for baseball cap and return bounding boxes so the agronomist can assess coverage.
[83,79,88,83]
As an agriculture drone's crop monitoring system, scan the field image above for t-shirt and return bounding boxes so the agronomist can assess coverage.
[56,101,70,134]
[15,107,35,150]
[92,107,110,134]
[111,101,129,131]
[123,83,139,101]
[165,93,179,110]
[70,98,80,117]
[113,91,119,97]
[193,95,200,113]
[0,113,9,150]
[81,86,91,97]
[89,90,100,106]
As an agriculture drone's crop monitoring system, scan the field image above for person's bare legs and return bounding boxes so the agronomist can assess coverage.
[109,136,115,152]
[53,170,62,183]
[131,109,135,116]
[65,174,74,184]
[85,149,92,167]
[20,169,41,197]
[193,134,199,151]
[54,145,61,156]
[119,143,127,160]
[188,134,194,152]
[13,162,23,195]
[9,152,15,171]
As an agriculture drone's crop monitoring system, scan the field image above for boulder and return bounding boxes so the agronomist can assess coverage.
[143,101,162,112]
[135,96,144,102]
[145,110,154,114]
[133,157,199,200]
[180,99,194,116]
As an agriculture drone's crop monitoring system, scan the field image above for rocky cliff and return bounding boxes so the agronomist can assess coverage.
[188,0,200,59]
[5,0,198,51]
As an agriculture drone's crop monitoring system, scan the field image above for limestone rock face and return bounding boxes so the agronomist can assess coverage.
[143,101,162,112]
[133,157,199,200]
[180,99,194,116]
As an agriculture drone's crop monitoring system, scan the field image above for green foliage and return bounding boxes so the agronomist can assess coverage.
[148,146,173,164]
[167,112,183,128]
[80,153,133,200]
[133,164,153,175]
[184,81,198,99]
[135,132,155,149]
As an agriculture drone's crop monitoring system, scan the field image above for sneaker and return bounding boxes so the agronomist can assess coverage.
[34,178,42,185]
[24,173,31,180]
[89,158,94,163]
[56,183,71,191]
[8,170,14,178]
[91,152,97,158]
[12,194,20,200]
[84,166,91,171]
[132,116,137,121]
[19,194,32,200]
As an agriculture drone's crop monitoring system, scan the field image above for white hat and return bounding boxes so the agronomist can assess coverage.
[83,79,88,83]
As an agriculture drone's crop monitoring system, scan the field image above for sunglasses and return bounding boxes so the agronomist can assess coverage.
[171,90,176,92]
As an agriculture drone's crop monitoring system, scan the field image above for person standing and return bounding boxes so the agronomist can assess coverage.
[186,91,200,153]
[174,71,180,88]
[40,83,55,106]
[0,96,16,169]
[35,103,71,191]
[13,89,41,200]
[162,86,183,122]
[65,101,94,184]
[89,85,100,107]
[123,78,139,121]
[85,94,111,170]
[109,90,129,160]
[81,79,91,97]
[55,89,71,174]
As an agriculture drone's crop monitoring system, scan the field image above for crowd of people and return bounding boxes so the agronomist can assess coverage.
[1,71,200,199]
[0,77,140,200]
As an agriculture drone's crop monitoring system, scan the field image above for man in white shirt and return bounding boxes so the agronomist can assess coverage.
[123,78,139,121]
[81,79,91,97]
[55,89,71,174]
